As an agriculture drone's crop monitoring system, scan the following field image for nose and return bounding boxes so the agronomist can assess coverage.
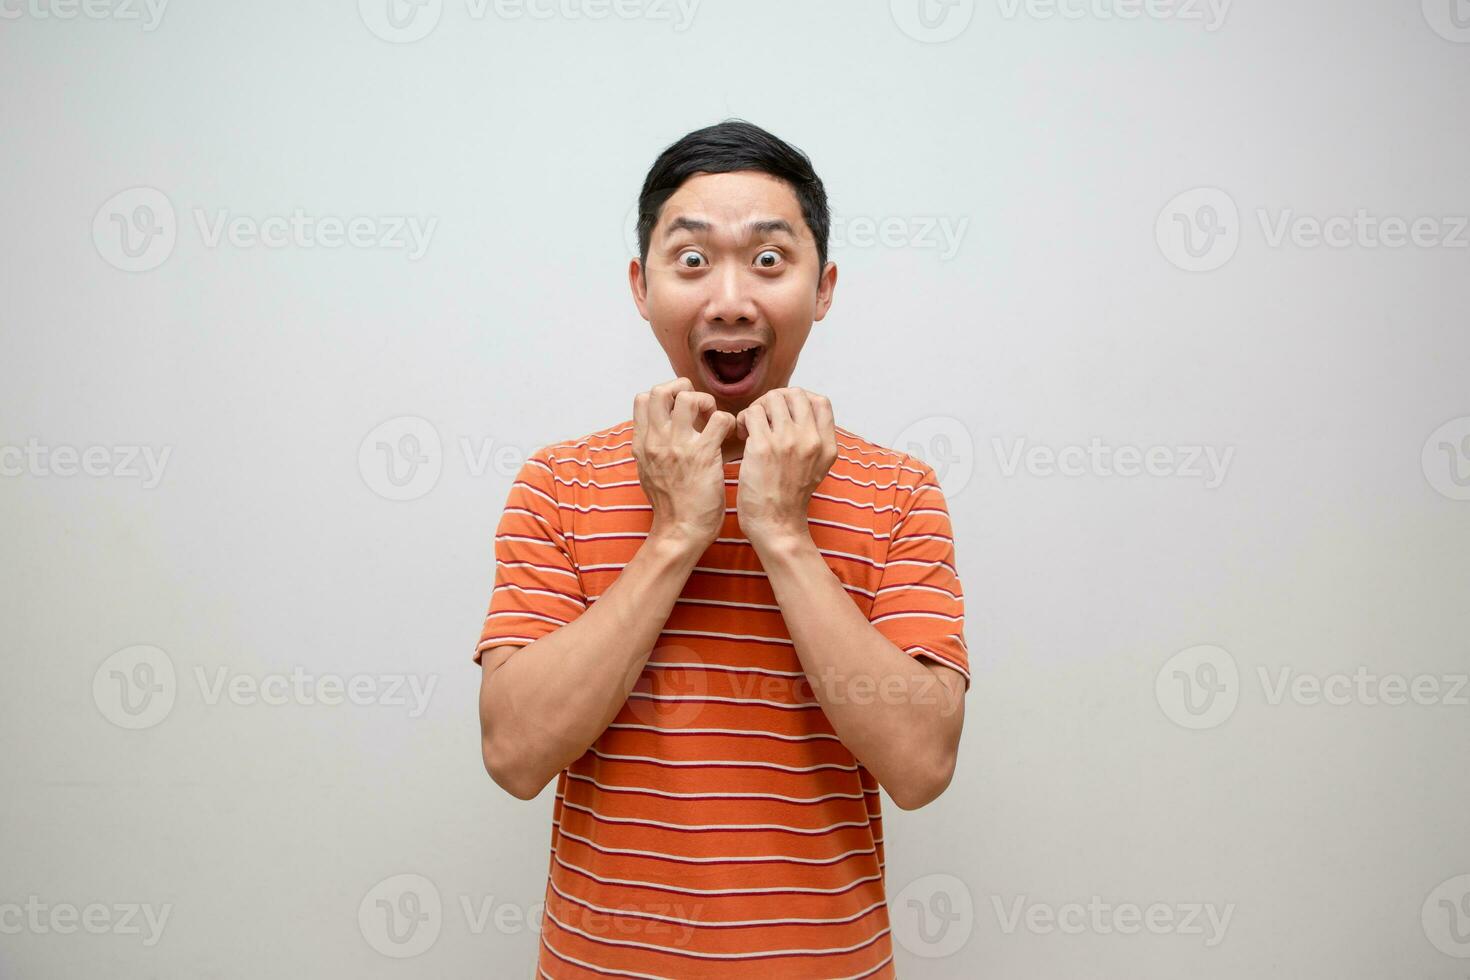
[704,261,758,325]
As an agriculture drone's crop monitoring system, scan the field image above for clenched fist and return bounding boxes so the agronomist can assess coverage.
[734,388,838,551]
[632,377,738,551]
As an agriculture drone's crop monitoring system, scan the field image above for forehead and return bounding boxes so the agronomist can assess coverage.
[657,170,808,239]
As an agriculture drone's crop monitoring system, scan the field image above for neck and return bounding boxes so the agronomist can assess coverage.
[720,433,745,463]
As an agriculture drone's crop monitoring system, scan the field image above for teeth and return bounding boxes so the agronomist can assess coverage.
[710,345,757,354]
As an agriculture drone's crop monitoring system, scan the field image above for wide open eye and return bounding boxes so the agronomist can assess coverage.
[677,250,707,269]
[754,249,782,269]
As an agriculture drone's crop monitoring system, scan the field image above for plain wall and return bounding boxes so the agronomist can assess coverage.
[2,0,1468,976]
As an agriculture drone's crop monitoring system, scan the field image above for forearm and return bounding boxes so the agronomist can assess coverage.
[481,529,705,798]
[753,533,963,808]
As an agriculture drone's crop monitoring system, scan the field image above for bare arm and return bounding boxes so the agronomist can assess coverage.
[478,378,736,800]
[753,532,965,810]
[734,388,968,810]
[478,527,705,800]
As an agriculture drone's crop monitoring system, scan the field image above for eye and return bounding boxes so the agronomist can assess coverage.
[677,249,706,269]
[754,249,782,269]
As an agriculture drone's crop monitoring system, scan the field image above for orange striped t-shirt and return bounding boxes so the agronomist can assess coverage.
[474,419,970,979]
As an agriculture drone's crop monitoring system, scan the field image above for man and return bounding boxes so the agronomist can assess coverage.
[475,120,969,978]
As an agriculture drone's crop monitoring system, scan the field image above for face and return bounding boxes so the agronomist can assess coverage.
[628,170,837,418]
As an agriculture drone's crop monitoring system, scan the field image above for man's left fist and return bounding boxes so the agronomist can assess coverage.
[734,388,838,550]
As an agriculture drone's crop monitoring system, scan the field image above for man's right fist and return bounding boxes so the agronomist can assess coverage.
[631,377,738,550]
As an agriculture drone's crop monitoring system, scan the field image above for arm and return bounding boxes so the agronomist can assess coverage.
[477,378,736,800]
[736,388,968,810]
[479,528,705,800]
[751,533,965,810]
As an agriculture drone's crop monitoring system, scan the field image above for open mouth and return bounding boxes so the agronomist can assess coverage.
[700,343,765,391]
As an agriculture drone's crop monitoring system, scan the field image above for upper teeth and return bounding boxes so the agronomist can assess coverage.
[712,345,756,353]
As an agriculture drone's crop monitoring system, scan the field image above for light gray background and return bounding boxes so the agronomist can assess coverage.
[2,0,1468,977]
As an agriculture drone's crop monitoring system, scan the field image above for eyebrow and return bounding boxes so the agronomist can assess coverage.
[663,217,797,240]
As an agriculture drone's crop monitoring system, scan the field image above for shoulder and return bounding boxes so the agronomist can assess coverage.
[533,419,637,471]
[832,425,933,486]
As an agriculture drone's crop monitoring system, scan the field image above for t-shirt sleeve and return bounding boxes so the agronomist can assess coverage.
[473,447,588,665]
[866,456,971,692]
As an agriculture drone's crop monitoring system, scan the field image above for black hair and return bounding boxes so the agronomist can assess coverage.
[635,119,831,274]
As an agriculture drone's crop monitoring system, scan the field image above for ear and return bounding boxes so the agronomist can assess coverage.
[813,261,838,322]
[628,258,650,321]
